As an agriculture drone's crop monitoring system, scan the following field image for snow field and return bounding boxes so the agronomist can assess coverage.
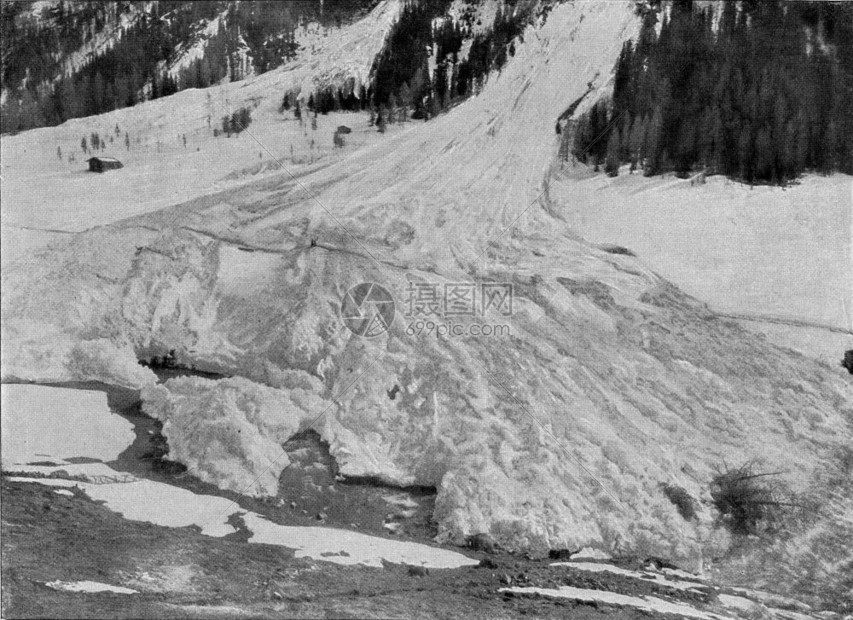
[0,384,135,467]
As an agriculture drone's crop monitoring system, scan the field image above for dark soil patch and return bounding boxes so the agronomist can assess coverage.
[2,478,659,619]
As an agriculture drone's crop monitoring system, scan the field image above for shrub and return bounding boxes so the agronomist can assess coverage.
[661,483,697,521]
[711,463,787,536]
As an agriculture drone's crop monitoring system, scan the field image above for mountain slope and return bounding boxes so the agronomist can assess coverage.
[2,0,851,572]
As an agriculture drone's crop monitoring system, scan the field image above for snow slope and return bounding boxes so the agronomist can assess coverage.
[552,170,853,364]
[0,0,403,265]
[2,0,852,568]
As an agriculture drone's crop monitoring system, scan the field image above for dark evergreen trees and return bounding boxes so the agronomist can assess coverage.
[1,1,374,133]
[571,1,853,184]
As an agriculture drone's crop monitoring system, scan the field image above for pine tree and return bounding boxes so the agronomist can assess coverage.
[19,88,44,129]
[604,129,621,177]
[645,106,664,176]
[398,83,412,122]
[754,125,774,181]
[388,93,397,124]
[628,115,646,172]
[81,136,88,154]
[376,106,387,133]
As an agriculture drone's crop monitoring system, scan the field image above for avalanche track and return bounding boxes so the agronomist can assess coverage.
[2,1,851,567]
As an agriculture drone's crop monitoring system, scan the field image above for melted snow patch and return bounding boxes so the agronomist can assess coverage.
[45,580,138,594]
[83,479,242,537]
[717,594,763,613]
[7,471,240,537]
[663,567,705,581]
[8,462,135,482]
[0,384,136,468]
[550,562,709,592]
[500,586,729,620]
[571,547,612,560]
[242,512,478,568]
[383,493,419,509]
[729,588,813,613]
[9,472,475,568]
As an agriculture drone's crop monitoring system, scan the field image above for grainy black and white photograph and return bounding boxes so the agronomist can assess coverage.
[1,0,851,618]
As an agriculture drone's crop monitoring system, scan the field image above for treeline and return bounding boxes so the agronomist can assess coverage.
[2,2,222,132]
[1,0,372,134]
[276,1,538,125]
[367,0,537,120]
[569,0,853,184]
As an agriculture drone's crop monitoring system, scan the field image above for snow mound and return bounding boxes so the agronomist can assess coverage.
[141,376,326,496]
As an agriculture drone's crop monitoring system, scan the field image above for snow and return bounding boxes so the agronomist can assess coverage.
[717,594,762,613]
[0,0,403,267]
[0,384,135,468]
[140,376,323,497]
[549,561,708,592]
[7,469,234,537]
[6,469,242,537]
[552,171,853,363]
[663,567,704,581]
[89,479,244,537]
[166,13,226,81]
[7,462,134,482]
[1,380,474,567]
[53,489,75,496]
[499,586,729,620]
[571,547,611,560]
[9,473,476,567]
[242,512,478,568]
[3,0,852,564]
[45,580,139,595]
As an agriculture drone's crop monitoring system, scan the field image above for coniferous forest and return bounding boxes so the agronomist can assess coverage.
[306,0,537,120]
[0,1,373,133]
[569,1,853,184]
[1,0,541,133]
